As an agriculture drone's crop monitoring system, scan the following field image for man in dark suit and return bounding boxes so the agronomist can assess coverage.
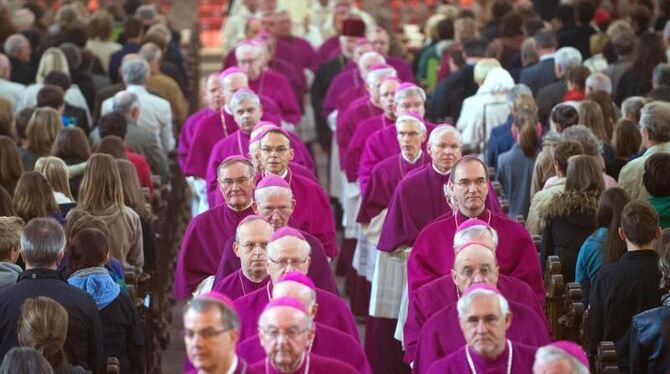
[3,33,35,85]
[557,0,597,59]
[428,38,488,123]
[536,46,583,126]
[520,29,558,96]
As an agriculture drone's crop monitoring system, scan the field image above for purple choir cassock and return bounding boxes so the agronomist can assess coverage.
[177,108,213,173]
[425,341,538,374]
[185,357,253,374]
[408,210,545,302]
[234,284,359,342]
[358,122,436,193]
[212,269,270,301]
[248,70,302,124]
[237,323,371,374]
[205,130,316,207]
[213,228,339,295]
[249,353,358,374]
[172,205,254,299]
[377,165,502,253]
[404,274,547,363]
[335,95,382,167]
[322,63,359,117]
[324,46,415,83]
[414,302,550,373]
[269,59,306,102]
[275,36,317,73]
[334,79,368,117]
[344,114,394,182]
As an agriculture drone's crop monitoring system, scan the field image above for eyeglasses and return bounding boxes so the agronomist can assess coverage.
[458,266,493,279]
[267,255,309,268]
[218,176,251,187]
[259,206,291,216]
[397,130,420,138]
[260,326,309,341]
[261,146,290,155]
[454,178,487,189]
[183,327,230,340]
[238,242,268,253]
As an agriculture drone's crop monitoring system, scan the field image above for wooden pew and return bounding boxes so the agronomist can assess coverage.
[558,282,585,343]
[106,357,120,374]
[596,341,619,373]
[544,255,565,336]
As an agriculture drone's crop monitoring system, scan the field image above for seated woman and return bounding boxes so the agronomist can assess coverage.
[575,187,630,304]
[644,153,670,228]
[17,296,87,373]
[12,171,65,224]
[67,228,145,373]
[630,229,670,373]
[72,153,144,271]
[34,156,76,217]
[540,155,605,282]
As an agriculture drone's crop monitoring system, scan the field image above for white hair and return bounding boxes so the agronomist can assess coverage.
[457,288,509,319]
[235,43,264,58]
[358,51,385,71]
[534,346,590,374]
[366,66,396,85]
[254,186,293,203]
[394,85,426,104]
[453,225,499,249]
[139,42,162,63]
[554,47,583,75]
[428,125,461,146]
[266,236,311,258]
[3,34,29,57]
[230,89,261,112]
[585,73,612,94]
[395,115,426,133]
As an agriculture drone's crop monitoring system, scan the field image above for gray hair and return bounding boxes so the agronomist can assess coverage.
[19,218,65,268]
[216,157,255,181]
[585,73,612,94]
[640,102,670,143]
[454,224,499,249]
[185,298,240,332]
[267,235,311,258]
[457,288,510,319]
[358,51,385,71]
[506,84,533,107]
[366,66,396,85]
[554,47,583,76]
[395,114,426,133]
[428,125,461,146]
[230,89,261,113]
[138,42,162,63]
[621,96,649,120]
[394,85,426,104]
[121,55,150,85]
[135,4,158,24]
[3,34,29,57]
[534,345,590,374]
[235,43,263,59]
[112,90,140,116]
[255,186,293,204]
[561,125,603,155]
[653,63,670,88]
[0,347,53,374]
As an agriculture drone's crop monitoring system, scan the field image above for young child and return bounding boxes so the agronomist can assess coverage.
[0,217,24,288]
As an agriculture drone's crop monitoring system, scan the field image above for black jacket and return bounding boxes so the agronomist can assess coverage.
[0,269,105,374]
[630,296,670,374]
[540,191,599,282]
[428,64,477,123]
[99,292,145,374]
[519,58,557,97]
[558,24,597,59]
[587,250,662,372]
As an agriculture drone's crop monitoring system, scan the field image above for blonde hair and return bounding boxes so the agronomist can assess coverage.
[454,18,479,43]
[26,108,62,156]
[579,100,609,144]
[474,58,502,85]
[18,296,69,371]
[115,160,152,220]
[0,216,24,260]
[35,48,70,84]
[78,153,125,215]
[0,136,23,194]
[12,172,59,222]
[34,157,74,201]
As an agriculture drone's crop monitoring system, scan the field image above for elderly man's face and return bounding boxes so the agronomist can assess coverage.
[353,44,374,64]
[371,29,390,55]
[272,282,318,319]
[233,100,262,134]
[366,76,385,105]
[234,220,273,280]
[255,189,295,228]
[396,120,425,159]
[222,74,248,106]
[204,76,224,110]
[266,236,311,284]
[395,93,425,117]
[184,307,238,373]
[452,245,499,293]
[218,162,254,210]
[428,131,462,173]
[450,160,489,216]
[259,132,294,175]
[533,357,574,374]
[379,80,399,117]
[259,307,314,373]
[459,293,511,360]
[237,49,264,80]
[275,12,292,36]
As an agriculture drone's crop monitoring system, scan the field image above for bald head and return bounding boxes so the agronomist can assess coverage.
[258,304,313,372]
[221,72,249,106]
[452,244,499,293]
[272,280,318,318]
[234,217,274,281]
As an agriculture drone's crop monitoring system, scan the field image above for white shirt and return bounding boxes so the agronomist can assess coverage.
[0,78,25,112]
[102,84,175,152]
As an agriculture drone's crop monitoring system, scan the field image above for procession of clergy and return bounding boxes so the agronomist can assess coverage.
[176,1,670,373]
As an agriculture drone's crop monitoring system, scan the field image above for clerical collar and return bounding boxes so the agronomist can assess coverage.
[454,209,491,230]
[223,105,232,115]
[466,340,513,374]
[264,169,289,179]
[432,163,450,176]
[266,352,309,374]
[225,355,239,374]
[402,150,423,164]
[227,201,253,212]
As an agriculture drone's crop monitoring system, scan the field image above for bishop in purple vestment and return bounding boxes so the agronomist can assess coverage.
[173,157,256,299]
[407,157,544,300]
[419,284,540,374]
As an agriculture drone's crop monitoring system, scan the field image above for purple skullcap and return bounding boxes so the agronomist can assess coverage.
[550,341,590,368]
[270,227,306,242]
[197,291,237,312]
[251,126,290,144]
[396,112,424,123]
[457,218,489,233]
[256,174,290,190]
[461,283,502,297]
[219,67,245,80]
[278,272,315,290]
[368,63,392,72]
[238,214,269,227]
[222,155,250,164]
[397,82,419,92]
[455,240,496,254]
[263,296,308,314]
[341,18,366,37]
[237,39,264,49]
